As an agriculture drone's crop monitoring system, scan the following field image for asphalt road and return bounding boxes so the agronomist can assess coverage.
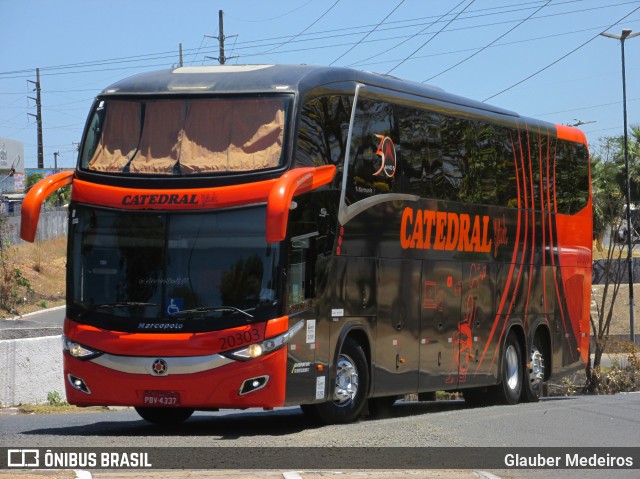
[3,394,639,447]
[2,309,639,478]
[1,394,639,478]
[0,306,65,340]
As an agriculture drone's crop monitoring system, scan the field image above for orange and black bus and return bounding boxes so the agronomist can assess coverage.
[21,65,591,424]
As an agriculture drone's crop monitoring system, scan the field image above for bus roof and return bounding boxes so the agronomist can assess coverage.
[100,64,520,119]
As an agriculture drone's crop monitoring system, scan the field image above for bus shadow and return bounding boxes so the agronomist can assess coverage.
[21,399,505,439]
[367,399,468,419]
[21,407,319,439]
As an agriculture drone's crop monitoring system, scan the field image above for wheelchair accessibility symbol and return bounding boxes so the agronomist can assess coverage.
[166,298,183,315]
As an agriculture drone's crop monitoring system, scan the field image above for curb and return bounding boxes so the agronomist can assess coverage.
[3,305,66,322]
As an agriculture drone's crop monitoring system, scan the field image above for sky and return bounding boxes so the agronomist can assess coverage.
[1,0,640,170]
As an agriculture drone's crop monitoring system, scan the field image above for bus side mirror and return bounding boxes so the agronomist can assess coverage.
[266,165,335,243]
[20,171,74,242]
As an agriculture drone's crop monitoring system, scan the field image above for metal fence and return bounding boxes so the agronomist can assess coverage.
[593,258,640,285]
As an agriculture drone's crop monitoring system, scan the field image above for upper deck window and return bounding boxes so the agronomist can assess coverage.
[80,97,288,175]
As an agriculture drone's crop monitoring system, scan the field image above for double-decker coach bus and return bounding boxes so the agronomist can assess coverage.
[21,65,591,425]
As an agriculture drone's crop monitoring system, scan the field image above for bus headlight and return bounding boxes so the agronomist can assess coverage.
[62,336,102,360]
[247,344,263,358]
[227,320,304,361]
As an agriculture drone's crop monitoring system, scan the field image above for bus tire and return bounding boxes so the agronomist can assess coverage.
[490,330,523,405]
[302,337,369,424]
[521,333,546,403]
[135,407,194,425]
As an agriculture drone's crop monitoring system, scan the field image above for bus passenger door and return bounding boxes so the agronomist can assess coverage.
[418,260,462,391]
[374,259,421,396]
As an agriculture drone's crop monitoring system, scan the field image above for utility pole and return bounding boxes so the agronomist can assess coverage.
[219,10,227,64]
[27,68,44,169]
[53,151,60,170]
[179,43,184,67]
[205,10,237,64]
[601,29,640,344]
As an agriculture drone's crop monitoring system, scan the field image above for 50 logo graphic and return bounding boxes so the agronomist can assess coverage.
[373,134,397,178]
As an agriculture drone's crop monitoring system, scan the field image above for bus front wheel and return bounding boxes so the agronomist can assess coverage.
[135,406,195,425]
[490,330,523,405]
[301,337,369,424]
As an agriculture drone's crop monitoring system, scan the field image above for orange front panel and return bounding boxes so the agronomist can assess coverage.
[64,347,287,409]
[71,178,277,211]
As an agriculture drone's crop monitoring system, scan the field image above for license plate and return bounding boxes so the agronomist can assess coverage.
[142,390,181,407]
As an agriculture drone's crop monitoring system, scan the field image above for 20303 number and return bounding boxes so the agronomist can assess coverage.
[219,328,261,350]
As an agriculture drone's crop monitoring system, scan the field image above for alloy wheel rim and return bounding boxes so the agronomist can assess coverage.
[334,354,359,406]
[529,345,545,389]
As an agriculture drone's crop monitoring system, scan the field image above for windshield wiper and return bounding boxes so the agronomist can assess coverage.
[77,302,156,320]
[169,306,254,320]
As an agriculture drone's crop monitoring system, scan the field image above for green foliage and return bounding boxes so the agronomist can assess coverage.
[25,172,70,206]
[590,125,640,241]
[0,218,35,313]
[46,185,71,207]
[25,173,44,192]
[46,390,68,406]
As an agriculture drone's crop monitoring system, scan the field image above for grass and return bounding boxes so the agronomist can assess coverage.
[14,404,112,415]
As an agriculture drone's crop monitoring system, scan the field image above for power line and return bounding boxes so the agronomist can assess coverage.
[532,96,640,117]
[329,0,405,66]
[422,0,552,82]
[331,22,640,70]
[386,0,476,75]
[0,0,602,79]
[347,1,472,68]
[227,1,314,23]
[234,1,639,58]
[253,0,341,56]
[484,4,640,101]
[235,0,587,50]
[0,0,632,81]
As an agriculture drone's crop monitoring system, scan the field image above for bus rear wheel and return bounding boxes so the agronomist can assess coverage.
[135,407,194,425]
[301,337,369,424]
[521,334,545,403]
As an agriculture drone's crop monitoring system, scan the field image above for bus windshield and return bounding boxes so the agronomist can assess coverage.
[80,96,288,175]
[68,205,281,332]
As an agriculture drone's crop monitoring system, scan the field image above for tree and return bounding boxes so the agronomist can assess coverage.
[25,172,44,193]
[24,172,70,206]
[587,127,640,391]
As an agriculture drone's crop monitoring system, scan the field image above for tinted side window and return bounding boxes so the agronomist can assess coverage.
[494,126,519,208]
[347,99,398,203]
[296,95,353,167]
[397,106,443,198]
[554,140,589,214]
[440,116,467,201]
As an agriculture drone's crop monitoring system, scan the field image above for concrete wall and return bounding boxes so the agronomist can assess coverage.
[2,208,67,245]
[0,335,65,406]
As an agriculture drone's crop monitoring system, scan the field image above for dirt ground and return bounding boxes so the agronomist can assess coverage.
[0,236,67,319]
[592,283,640,337]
